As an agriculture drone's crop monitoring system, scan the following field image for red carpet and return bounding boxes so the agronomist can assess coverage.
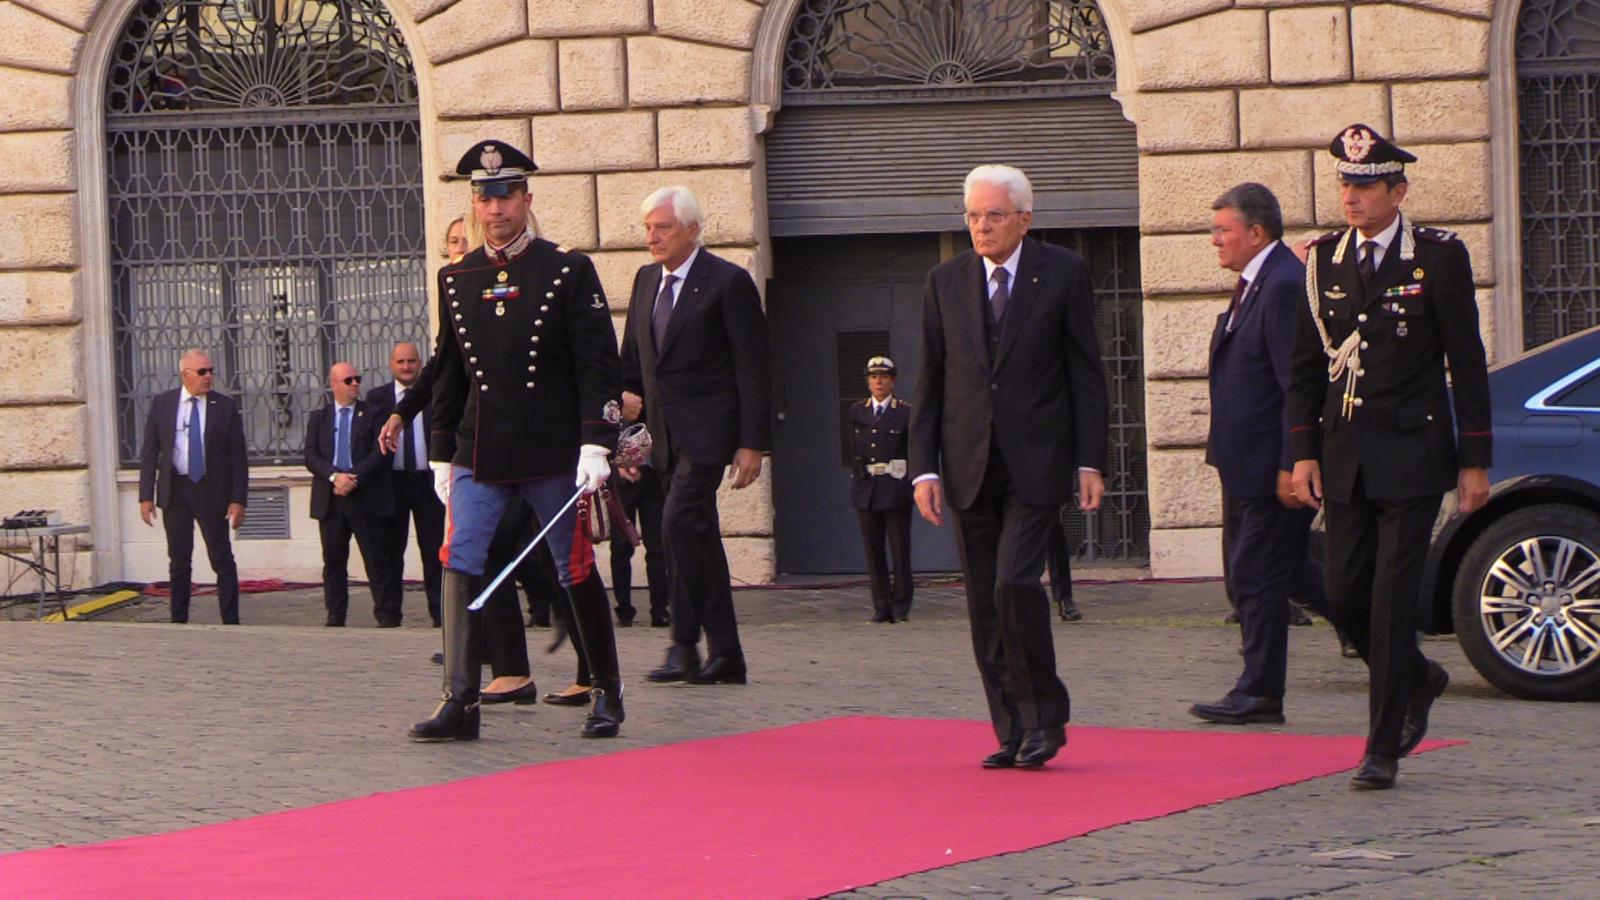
[2,717,1459,898]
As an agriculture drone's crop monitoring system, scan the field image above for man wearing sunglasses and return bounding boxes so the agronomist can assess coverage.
[305,362,400,626]
[137,349,249,623]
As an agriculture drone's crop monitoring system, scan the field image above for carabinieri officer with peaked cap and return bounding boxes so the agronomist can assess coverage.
[1288,124,1492,790]
[409,139,628,743]
[848,355,914,623]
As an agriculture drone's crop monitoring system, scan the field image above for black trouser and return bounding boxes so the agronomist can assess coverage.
[1323,477,1442,759]
[1223,495,1319,700]
[664,451,741,659]
[1223,491,1329,617]
[612,467,669,618]
[857,506,912,617]
[318,496,394,625]
[951,452,1069,744]
[384,469,445,625]
[1046,511,1073,603]
[162,474,240,624]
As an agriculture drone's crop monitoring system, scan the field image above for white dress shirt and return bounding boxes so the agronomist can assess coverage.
[656,246,701,311]
[1356,213,1403,270]
[1227,239,1281,331]
[392,382,427,470]
[173,387,207,477]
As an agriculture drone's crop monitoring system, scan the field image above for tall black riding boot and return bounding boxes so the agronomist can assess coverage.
[567,574,624,738]
[409,569,482,742]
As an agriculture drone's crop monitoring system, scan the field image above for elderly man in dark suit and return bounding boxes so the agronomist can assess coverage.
[367,341,445,626]
[1290,126,1492,789]
[137,348,248,624]
[911,164,1109,769]
[306,361,398,627]
[1191,182,1330,726]
[620,186,772,687]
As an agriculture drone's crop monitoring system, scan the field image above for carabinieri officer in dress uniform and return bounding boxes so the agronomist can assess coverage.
[848,356,914,623]
[1288,124,1492,790]
[409,139,627,743]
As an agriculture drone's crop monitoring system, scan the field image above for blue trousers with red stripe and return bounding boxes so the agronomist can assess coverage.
[440,466,592,586]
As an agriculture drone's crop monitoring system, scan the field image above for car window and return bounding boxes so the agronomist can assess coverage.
[1552,370,1600,408]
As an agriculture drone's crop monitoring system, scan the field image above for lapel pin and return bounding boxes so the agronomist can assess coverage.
[497,271,508,283]
[1413,267,1425,279]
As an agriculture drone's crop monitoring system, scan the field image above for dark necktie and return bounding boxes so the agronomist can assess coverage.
[652,273,678,351]
[400,389,417,471]
[873,402,884,420]
[1358,240,1378,286]
[187,397,205,483]
[1226,276,1247,331]
[990,267,1010,323]
[336,406,352,471]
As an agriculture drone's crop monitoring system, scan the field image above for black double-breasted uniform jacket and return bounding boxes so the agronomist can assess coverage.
[1287,220,1492,503]
[848,396,913,511]
[430,238,621,482]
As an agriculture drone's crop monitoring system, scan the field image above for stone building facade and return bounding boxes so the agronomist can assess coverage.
[0,0,1573,590]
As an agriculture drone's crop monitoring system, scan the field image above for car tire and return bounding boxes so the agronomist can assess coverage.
[1453,504,1600,701]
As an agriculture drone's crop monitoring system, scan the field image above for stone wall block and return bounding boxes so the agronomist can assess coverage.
[0,325,82,404]
[658,107,756,168]
[558,38,627,111]
[1391,80,1491,143]
[0,67,71,132]
[626,37,751,106]
[1145,379,1212,449]
[1455,222,1493,286]
[1147,448,1222,528]
[1240,84,1387,149]
[0,2,83,74]
[597,168,755,249]
[1391,0,1494,17]
[434,119,531,182]
[0,404,86,468]
[1141,233,1235,297]
[1351,6,1489,80]
[1134,10,1269,91]
[1139,150,1312,233]
[655,0,765,48]
[1312,142,1491,225]
[716,469,773,535]
[416,0,527,64]
[724,536,776,585]
[10,1,98,32]
[590,249,654,309]
[1476,287,1496,363]
[1142,297,1229,378]
[1133,91,1237,153]
[527,0,649,37]
[0,468,90,529]
[1268,6,1350,84]
[0,271,80,325]
[433,41,558,118]
[0,131,74,194]
[0,194,78,269]
[528,173,597,250]
[532,111,656,173]
[1124,0,1234,33]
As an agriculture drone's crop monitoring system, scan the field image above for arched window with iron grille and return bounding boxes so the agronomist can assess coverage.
[1517,0,1600,348]
[106,0,427,465]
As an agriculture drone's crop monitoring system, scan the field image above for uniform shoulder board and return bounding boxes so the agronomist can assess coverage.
[1308,230,1343,246]
[1414,225,1457,243]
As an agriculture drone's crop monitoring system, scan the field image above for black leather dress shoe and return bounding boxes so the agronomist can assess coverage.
[1015,727,1066,768]
[408,699,480,742]
[688,656,748,685]
[1350,754,1397,789]
[481,680,540,705]
[430,652,444,666]
[1188,694,1285,725]
[542,684,591,706]
[1398,662,1449,756]
[581,683,624,738]
[1223,610,1239,625]
[616,607,636,627]
[1288,603,1314,627]
[646,644,701,683]
[1056,596,1083,622]
[1339,633,1361,658]
[326,616,345,627]
[650,610,670,628]
[981,742,1022,769]
[871,610,893,623]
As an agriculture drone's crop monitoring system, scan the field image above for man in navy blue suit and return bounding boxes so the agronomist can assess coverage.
[1191,183,1326,725]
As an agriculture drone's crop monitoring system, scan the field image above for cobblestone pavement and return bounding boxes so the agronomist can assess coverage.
[3,578,1598,898]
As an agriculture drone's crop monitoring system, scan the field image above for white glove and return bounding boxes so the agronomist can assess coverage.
[431,461,452,505]
[575,444,612,493]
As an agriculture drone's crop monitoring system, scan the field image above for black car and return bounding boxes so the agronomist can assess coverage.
[1417,324,1600,700]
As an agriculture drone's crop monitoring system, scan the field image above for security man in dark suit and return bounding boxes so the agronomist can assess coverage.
[1191,182,1330,726]
[620,186,772,688]
[306,361,398,626]
[137,348,248,624]
[847,355,914,623]
[911,165,1110,769]
[1289,125,1492,790]
[408,139,625,743]
[367,341,445,626]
